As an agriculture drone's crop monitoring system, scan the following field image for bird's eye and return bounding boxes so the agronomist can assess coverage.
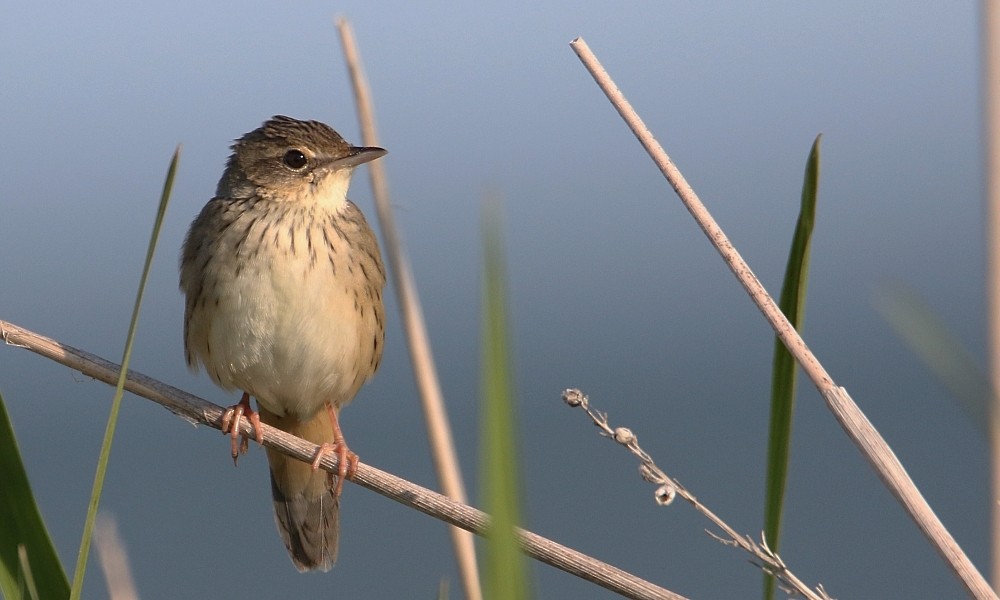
[282,149,308,170]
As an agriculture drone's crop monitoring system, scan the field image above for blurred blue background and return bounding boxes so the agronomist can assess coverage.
[0,2,987,598]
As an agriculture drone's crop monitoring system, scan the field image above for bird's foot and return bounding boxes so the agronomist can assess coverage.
[311,402,358,498]
[311,441,358,498]
[220,392,263,465]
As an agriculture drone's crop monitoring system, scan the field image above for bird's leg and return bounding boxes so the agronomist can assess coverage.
[220,391,263,465]
[310,402,358,498]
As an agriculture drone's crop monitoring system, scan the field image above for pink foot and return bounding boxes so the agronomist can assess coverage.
[310,403,358,497]
[220,392,263,465]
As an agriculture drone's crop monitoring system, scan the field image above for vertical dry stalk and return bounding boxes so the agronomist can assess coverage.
[335,18,483,600]
[569,36,996,600]
[94,514,139,600]
[983,0,1000,590]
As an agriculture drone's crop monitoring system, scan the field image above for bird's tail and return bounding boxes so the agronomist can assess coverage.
[260,406,340,572]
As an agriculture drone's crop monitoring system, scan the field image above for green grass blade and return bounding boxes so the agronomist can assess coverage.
[0,390,71,600]
[480,204,529,600]
[876,282,992,433]
[69,146,179,600]
[763,135,820,600]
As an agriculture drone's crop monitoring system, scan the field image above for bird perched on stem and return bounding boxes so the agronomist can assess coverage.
[180,115,386,572]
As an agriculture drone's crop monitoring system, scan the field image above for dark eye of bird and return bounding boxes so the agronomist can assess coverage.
[282,149,308,170]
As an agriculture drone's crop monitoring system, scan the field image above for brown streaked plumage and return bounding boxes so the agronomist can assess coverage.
[180,115,386,572]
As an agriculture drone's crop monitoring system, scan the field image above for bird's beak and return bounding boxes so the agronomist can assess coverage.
[329,146,387,169]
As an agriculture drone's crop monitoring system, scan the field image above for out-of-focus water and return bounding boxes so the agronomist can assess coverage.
[0,3,986,598]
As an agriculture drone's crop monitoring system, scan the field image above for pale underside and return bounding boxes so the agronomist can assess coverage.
[183,168,380,421]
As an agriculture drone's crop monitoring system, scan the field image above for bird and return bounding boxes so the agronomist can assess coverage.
[179,115,386,572]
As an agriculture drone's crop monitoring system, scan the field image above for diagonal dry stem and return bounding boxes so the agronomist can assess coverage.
[0,319,682,600]
[568,36,995,600]
[334,18,482,600]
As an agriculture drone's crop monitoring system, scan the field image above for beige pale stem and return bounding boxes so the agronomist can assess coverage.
[335,18,482,600]
[984,0,1000,591]
[0,319,682,600]
[569,36,996,600]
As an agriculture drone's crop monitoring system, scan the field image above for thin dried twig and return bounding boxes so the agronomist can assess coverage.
[982,0,1000,586]
[94,514,140,600]
[0,319,683,600]
[562,389,832,600]
[568,36,996,600]
[334,18,482,600]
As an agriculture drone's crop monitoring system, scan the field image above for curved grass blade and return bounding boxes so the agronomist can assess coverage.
[876,282,992,433]
[70,146,179,600]
[763,135,820,600]
[0,390,70,600]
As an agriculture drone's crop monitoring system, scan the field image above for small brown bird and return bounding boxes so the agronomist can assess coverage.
[180,115,386,571]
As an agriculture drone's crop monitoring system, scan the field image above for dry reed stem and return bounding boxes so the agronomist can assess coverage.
[568,36,995,600]
[334,18,483,600]
[982,0,1000,590]
[94,514,139,600]
[0,319,682,600]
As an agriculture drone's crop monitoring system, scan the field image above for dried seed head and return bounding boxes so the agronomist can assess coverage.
[562,388,586,407]
[613,427,635,445]
[655,484,676,506]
